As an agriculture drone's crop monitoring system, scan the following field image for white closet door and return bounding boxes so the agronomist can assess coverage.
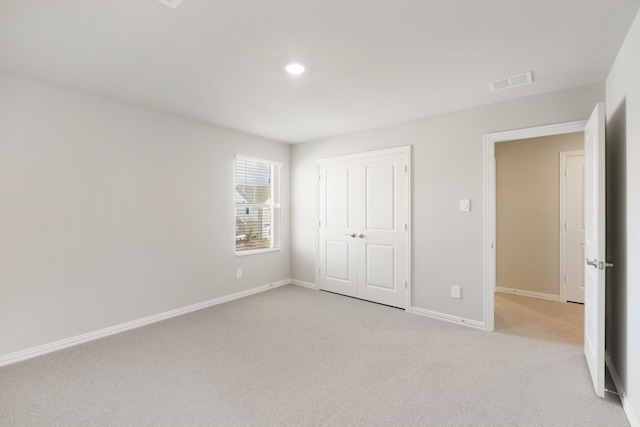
[318,159,359,297]
[317,148,409,309]
[356,152,408,308]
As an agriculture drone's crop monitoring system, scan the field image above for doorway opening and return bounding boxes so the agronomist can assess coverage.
[485,105,607,397]
[483,121,587,333]
[493,133,584,344]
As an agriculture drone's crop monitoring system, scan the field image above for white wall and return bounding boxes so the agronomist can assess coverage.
[0,71,290,358]
[291,84,604,323]
[606,8,640,425]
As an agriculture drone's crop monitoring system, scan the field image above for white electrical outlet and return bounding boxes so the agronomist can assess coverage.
[451,285,461,299]
[236,268,242,279]
[459,199,471,212]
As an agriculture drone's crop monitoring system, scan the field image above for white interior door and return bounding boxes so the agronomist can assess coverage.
[318,159,358,298]
[583,103,606,398]
[564,152,586,303]
[317,148,410,309]
[357,152,409,308]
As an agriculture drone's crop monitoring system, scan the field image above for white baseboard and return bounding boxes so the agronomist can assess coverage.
[410,306,484,330]
[624,399,640,427]
[290,279,318,290]
[496,286,561,301]
[0,279,291,368]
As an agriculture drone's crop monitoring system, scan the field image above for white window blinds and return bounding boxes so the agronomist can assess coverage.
[235,156,281,253]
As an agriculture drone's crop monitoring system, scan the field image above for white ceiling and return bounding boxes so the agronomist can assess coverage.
[1,0,638,143]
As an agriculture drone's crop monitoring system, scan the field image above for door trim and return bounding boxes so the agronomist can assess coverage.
[483,121,587,331]
[316,146,412,310]
[559,150,585,303]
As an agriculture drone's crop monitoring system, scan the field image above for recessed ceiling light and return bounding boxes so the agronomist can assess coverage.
[285,62,305,75]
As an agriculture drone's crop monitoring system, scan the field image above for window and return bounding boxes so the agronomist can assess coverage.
[235,156,281,254]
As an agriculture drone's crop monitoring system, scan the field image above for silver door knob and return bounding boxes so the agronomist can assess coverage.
[358,234,365,238]
[345,233,356,238]
[586,258,598,269]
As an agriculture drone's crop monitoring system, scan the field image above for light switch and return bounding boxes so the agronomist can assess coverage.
[459,199,471,212]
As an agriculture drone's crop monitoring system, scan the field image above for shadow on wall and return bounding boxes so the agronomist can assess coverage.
[605,98,627,381]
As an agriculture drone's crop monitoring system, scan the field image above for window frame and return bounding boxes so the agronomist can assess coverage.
[234,155,282,256]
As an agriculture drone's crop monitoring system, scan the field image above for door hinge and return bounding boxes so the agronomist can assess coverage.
[564,169,567,177]
[318,220,321,227]
[319,174,322,181]
[565,222,567,230]
[404,165,408,173]
[404,223,407,231]
[404,281,408,289]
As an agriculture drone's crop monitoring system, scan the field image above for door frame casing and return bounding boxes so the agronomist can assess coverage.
[559,150,586,303]
[315,146,412,310]
[483,121,587,331]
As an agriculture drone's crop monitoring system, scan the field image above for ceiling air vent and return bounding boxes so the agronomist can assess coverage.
[489,71,533,92]
[157,0,184,8]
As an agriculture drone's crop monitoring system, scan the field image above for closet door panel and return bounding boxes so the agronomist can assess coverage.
[317,161,358,297]
[317,148,410,309]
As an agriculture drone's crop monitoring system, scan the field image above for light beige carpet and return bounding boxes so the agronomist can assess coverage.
[494,292,584,346]
[0,285,628,426]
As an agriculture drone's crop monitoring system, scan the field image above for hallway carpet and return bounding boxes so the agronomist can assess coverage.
[494,292,584,345]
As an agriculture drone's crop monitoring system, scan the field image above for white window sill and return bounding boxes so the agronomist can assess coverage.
[236,248,281,257]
